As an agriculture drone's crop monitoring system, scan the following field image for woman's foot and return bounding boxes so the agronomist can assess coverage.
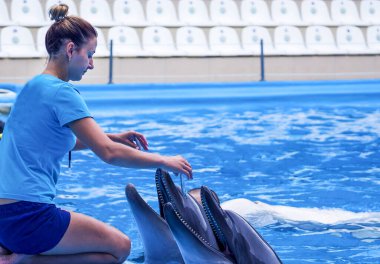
[0,246,11,255]
[0,253,26,264]
[0,247,27,264]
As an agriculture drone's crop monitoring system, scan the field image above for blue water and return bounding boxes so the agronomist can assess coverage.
[5,80,380,263]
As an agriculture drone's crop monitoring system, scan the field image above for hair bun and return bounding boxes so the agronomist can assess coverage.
[49,4,69,22]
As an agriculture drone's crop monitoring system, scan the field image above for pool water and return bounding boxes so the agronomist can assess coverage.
[38,80,380,263]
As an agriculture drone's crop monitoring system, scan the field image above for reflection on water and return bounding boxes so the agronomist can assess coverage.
[57,102,380,263]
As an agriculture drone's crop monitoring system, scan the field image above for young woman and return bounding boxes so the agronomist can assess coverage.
[0,4,192,264]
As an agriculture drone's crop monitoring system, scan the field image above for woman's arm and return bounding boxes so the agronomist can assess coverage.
[68,117,192,179]
[73,131,148,151]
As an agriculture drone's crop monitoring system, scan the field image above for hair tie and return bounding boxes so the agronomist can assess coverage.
[56,15,66,22]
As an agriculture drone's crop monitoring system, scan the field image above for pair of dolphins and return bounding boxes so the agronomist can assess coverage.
[125,168,282,263]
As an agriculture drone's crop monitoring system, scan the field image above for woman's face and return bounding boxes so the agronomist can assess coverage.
[68,37,97,81]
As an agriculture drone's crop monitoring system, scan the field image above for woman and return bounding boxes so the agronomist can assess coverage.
[0,4,192,264]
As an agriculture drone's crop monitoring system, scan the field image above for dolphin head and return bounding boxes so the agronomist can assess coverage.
[155,168,219,250]
[125,183,184,263]
[201,186,283,264]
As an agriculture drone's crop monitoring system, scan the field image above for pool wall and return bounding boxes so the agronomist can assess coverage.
[2,79,380,106]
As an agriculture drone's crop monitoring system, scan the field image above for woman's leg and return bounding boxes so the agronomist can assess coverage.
[2,211,131,264]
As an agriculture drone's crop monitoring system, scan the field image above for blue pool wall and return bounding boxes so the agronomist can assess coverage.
[2,79,380,107]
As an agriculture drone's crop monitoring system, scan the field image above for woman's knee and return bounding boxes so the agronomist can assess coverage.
[113,235,131,263]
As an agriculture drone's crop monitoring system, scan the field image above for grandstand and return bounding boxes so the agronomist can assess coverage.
[0,0,379,83]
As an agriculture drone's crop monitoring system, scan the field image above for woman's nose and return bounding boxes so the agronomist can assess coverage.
[88,58,94,70]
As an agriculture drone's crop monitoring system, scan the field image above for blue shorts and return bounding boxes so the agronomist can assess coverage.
[0,201,71,254]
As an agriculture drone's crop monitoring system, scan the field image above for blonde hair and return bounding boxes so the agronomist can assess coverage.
[46,4,97,57]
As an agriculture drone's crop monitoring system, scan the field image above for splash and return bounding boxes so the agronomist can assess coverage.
[221,198,380,227]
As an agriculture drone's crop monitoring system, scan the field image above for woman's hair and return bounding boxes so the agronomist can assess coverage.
[46,4,97,58]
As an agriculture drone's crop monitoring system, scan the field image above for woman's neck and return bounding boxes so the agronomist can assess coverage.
[43,59,68,82]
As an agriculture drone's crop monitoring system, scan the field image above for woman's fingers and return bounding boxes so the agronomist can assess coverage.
[132,132,148,150]
[177,157,193,180]
[136,136,148,150]
[182,163,193,180]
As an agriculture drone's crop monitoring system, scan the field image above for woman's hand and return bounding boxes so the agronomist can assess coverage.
[162,155,193,180]
[108,131,148,151]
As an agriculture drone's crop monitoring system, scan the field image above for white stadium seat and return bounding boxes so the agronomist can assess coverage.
[209,26,250,56]
[11,0,49,27]
[241,26,279,55]
[366,25,380,53]
[360,0,380,25]
[80,0,115,27]
[305,26,343,55]
[331,0,366,26]
[108,26,150,57]
[1,26,40,58]
[0,49,6,58]
[301,0,334,26]
[113,0,148,27]
[142,26,185,56]
[36,26,50,57]
[274,25,312,55]
[271,0,306,26]
[210,0,246,26]
[336,26,368,54]
[178,0,215,27]
[176,26,218,56]
[45,0,78,21]
[0,0,13,26]
[146,0,182,27]
[93,27,110,57]
[240,0,276,26]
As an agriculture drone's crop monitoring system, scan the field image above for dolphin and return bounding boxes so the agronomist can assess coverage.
[125,183,184,263]
[161,179,282,263]
[158,169,282,263]
[201,186,282,264]
[155,169,219,251]
[125,169,225,263]
[125,169,282,263]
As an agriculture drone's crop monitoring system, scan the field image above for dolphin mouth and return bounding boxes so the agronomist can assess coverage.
[155,168,186,217]
[201,186,229,251]
[155,168,174,217]
[154,169,218,250]
[164,202,217,249]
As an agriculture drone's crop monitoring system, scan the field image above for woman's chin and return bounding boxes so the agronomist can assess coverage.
[70,76,83,82]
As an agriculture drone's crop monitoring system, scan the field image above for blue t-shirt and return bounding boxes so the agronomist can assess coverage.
[0,74,91,204]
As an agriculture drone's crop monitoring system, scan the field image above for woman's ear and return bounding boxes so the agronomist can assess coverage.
[66,41,75,61]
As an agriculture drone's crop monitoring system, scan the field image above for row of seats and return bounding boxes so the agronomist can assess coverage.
[1,25,379,58]
[1,0,380,28]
